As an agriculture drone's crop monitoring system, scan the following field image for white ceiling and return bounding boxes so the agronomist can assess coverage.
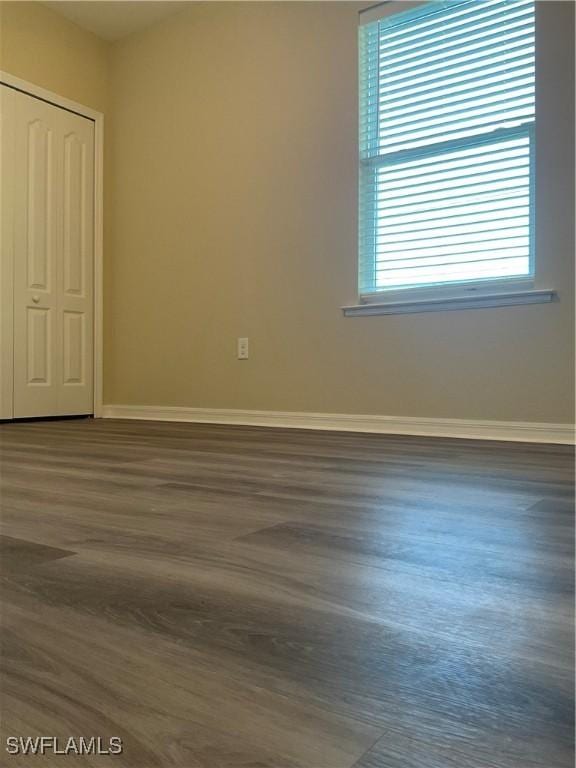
[43,1,187,42]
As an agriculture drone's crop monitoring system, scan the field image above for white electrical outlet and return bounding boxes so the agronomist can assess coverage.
[237,337,249,360]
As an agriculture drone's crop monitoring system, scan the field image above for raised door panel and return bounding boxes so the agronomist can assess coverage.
[27,120,54,293]
[62,311,85,385]
[63,133,86,297]
[27,308,52,384]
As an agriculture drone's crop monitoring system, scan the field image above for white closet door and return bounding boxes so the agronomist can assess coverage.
[9,87,94,418]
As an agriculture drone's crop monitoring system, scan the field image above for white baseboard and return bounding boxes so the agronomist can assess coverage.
[101,405,575,445]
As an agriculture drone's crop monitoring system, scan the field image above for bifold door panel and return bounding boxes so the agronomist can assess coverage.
[0,84,94,418]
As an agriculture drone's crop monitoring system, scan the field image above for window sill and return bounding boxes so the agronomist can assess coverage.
[342,289,557,317]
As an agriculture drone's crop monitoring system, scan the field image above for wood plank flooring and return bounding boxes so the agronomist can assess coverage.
[0,418,573,767]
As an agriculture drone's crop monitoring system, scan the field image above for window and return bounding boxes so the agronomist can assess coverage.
[358,0,536,301]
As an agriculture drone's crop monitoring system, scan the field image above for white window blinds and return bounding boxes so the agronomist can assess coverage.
[359,0,535,295]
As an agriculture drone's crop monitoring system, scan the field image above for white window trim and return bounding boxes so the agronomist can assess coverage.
[342,287,556,317]
[347,0,555,317]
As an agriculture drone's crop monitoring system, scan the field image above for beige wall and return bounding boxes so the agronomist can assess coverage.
[0,1,109,112]
[2,2,574,424]
[108,1,574,423]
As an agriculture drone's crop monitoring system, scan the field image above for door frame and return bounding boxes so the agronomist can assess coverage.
[0,71,104,417]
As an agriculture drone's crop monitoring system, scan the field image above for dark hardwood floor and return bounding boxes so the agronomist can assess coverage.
[0,418,573,767]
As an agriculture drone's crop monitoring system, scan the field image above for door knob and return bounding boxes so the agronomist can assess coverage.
[31,295,40,304]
